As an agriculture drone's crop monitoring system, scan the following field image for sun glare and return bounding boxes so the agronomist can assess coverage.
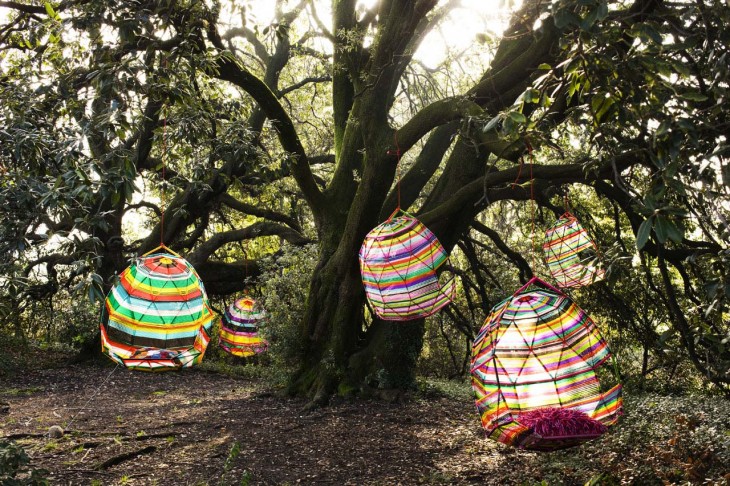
[415,0,519,68]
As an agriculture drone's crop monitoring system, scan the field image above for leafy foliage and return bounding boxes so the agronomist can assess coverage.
[0,0,728,398]
[0,440,49,486]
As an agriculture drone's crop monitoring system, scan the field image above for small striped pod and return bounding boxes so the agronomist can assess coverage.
[101,249,216,371]
[359,215,456,321]
[470,277,622,451]
[219,297,269,358]
[543,212,605,288]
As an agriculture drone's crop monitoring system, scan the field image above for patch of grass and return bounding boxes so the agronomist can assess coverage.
[218,441,241,486]
[151,390,167,396]
[198,356,291,390]
[417,377,472,402]
[42,441,58,452]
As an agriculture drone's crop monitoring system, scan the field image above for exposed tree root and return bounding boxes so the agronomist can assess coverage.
[96,445,157,470]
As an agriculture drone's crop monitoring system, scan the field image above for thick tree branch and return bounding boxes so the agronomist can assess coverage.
[222,26,270,63]
[394,97,482,155]
[188,222,310,264]
[205,22,326,218]
[218,193,301,231]
[278,75,332,98]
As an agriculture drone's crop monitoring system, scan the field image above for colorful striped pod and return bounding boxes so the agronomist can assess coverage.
[471,277,622,451]
[219,297,269,358]
[101,247,216,371]
[543,212,605,288]
[359,215,456,321]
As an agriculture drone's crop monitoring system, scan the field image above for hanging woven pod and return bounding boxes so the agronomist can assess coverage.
[359,213,456,321]
[543,212,605,288]
[101,246,216,371]
[471,277,622,451]
[219,296,269,357]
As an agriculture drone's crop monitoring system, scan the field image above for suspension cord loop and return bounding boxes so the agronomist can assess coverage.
[160,55,169,246]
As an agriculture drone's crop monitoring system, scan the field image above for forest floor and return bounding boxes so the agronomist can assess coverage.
[1,354,729,485]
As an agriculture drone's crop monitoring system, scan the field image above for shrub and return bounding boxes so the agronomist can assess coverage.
[0,439,49,485]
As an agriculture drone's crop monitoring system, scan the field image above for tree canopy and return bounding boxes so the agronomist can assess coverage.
[1,0,728,402]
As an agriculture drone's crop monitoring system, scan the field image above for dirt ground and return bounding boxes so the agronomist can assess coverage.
[1,362,729,485]
[0,363,491,485]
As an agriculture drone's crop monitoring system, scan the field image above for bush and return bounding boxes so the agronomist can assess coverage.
[533,393,730,484]
[0,439,49,485]
[252,244,318,384]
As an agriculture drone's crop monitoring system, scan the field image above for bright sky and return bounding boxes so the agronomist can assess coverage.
[0,1,517,68]
[241,0,517,69]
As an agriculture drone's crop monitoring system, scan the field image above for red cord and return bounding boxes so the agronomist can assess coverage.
[160,106,166,246]
[160,56,168,246]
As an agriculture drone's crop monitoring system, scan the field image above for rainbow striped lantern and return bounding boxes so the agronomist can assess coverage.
[543,212,605,288]
[359,213,456,321]
[471,277,622,451]
[101,246,216,371]
[219,296,269,358]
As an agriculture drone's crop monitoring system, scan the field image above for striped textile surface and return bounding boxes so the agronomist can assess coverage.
[219,297,269,358]
[543,212,605,288]
[471,277,622,450]
[359,215,456,321]
[101,249,216,371]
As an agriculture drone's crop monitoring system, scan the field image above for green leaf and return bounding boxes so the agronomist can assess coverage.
[596,97,615,123]
[554,9,579,29]
[654,215,670,244]
[483,114,502,133]
[475,32,493,44]
[636,216,654,250]
[665,219,684,243]
[44,2,56,18]
[508,111,527,124]
[680,91,709,102]
[655,121,670,137]
[522,88,540,104]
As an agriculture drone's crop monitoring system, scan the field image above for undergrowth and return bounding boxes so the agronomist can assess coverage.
[0,439,49,485]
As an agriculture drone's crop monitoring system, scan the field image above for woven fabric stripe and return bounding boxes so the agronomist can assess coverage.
[470,282,621,450]
[589,384,623,425]
[543,213,605,288]
[359,216,455,321]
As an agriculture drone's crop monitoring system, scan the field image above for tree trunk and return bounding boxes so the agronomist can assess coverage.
[289,247,425,406]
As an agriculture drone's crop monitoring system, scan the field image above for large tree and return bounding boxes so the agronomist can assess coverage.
[1,0,728,403]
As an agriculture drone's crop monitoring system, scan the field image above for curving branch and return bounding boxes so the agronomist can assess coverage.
[278,75,332,98]
[205,20,326,218]
[187,221,311,264]
[218,193,301,231]
[124,201,161,218]
[471,221,533,283]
